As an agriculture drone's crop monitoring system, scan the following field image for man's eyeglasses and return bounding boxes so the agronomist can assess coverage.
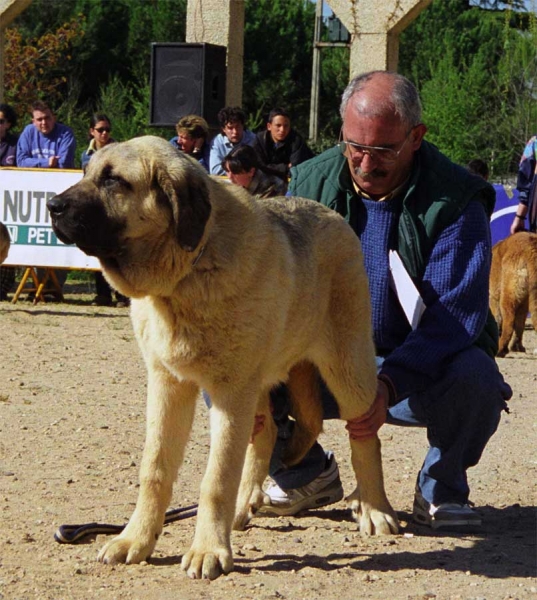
[339,128,414,165]
[94,127,111,134]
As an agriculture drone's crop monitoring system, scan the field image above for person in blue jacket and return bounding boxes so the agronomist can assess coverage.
[16,100,76,169]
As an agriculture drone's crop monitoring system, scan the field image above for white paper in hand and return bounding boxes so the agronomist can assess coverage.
[388,250,426,330]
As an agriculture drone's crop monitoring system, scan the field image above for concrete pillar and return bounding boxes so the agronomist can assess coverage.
[326,0,431,76]
[0,0,33,102]
[186,0,244,107]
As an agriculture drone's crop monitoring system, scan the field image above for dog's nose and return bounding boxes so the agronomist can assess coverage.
[47,195,68,216]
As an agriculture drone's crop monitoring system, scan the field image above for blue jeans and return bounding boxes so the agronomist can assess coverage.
[269,347,511,505]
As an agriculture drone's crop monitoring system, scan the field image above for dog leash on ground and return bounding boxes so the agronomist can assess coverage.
[54,504,198,544]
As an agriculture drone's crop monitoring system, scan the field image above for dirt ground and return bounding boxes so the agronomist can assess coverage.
[0,282,536,600]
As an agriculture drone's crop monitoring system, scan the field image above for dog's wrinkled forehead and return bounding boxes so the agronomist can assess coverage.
[85,143,149,189]
[84,137,194,191]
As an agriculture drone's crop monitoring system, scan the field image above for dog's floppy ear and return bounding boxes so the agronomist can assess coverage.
[156,162,212,252]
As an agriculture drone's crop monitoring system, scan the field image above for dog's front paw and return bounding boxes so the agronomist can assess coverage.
[347,496,399,535]
[181,544,233,580]
[97,533,156,565]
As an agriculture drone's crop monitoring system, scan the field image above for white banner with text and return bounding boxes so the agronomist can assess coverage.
[0,167,100,269]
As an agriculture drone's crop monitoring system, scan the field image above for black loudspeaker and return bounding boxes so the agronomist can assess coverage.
[149,43,227,127]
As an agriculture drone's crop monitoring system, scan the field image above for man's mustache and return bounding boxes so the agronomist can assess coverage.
[353,166,388,180]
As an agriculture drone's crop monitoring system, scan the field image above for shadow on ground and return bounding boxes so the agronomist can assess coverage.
[148,504,535,579]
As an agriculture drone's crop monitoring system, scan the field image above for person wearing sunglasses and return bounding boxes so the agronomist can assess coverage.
[257,71,511,533]
[80,114,127,307]
[17,100,76,169]
[81,113,115,169]
[0,103,18,167]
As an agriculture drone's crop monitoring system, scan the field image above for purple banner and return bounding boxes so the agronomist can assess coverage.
[490,184,519,246]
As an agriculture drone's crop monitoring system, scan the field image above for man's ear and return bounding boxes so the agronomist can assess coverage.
[411,124,428,151]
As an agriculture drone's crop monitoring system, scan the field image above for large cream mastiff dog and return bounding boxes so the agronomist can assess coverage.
[47,136,398,580]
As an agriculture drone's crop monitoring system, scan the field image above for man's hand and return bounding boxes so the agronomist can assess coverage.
[345,378,390,440]
[48,156,59,168]
[510,218,526,235]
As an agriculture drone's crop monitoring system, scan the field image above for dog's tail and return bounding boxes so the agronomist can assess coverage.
[282,361,324,467]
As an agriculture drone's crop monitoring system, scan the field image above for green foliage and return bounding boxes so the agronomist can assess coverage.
[243,0,315,135]
[11,0,187,112]
[318,46,349,141]
[4,14,84,119]
[400,0,537,178]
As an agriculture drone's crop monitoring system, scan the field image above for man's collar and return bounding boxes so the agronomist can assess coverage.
[351,177,409,202]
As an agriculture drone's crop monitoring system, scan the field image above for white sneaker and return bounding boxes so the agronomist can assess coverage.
[257,453,344,517]
[413,488,482,531]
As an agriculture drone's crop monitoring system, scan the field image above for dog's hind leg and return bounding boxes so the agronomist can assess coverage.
[233,391,276,530]
[529,268,537,335]
[511,299,529,352]
[497,284,517,357]
[282,361,324,467]
[98,366,199,566]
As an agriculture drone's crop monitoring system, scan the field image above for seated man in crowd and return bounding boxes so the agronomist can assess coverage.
[257,71,511,532]
[170,114,211,172]
[16,100,75,296]
[209,106,255,176]
[253,107,313,181]
[222,144,287,199]
[17,100,76,169]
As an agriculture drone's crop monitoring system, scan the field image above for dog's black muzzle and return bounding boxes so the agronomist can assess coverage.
[47,190,125,259]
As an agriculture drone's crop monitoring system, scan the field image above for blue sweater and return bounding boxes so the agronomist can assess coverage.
[289,143,495,401]
[360,196,491,399]
[16,122,76,169]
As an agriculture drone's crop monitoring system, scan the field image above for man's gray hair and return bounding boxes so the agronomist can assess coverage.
[340,71,422,128]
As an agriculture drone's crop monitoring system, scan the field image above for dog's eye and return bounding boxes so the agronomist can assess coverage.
[103,174,128,188]
[99,165,133,191]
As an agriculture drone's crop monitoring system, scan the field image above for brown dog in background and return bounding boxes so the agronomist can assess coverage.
[490,231,537,357]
